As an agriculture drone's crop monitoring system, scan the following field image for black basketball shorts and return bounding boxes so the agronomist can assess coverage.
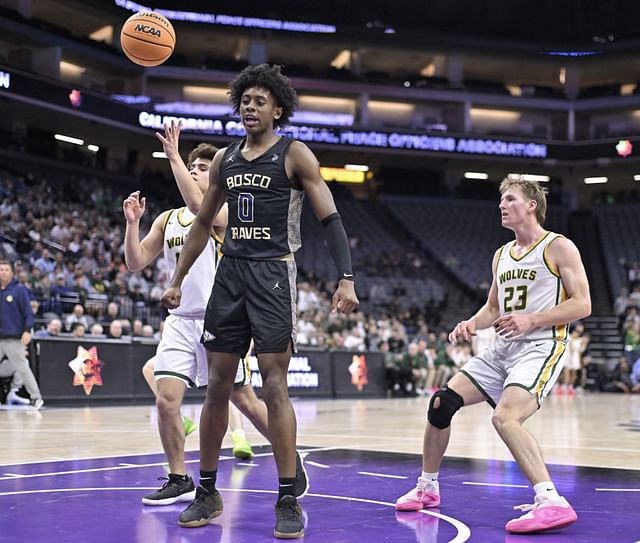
[202,256,298,355]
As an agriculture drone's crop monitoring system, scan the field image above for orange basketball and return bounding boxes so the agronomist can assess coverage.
[120,11,175,67]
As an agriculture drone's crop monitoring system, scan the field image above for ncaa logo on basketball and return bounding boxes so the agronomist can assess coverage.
[134,24,161,38]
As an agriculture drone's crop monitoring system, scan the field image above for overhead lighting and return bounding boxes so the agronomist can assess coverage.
[464,172,489,180]
[584,176,608,184]
[182,85,229,102]
[470,108,520,120]
[152,151,167,159]
[87,144,99,152]
[559,66,566,85]
[420,62,435,77]
[59,61,86,77]
[298,96,354,112]
[54,134,84,145]
[330,49,351,69]
[633,175,640,181]
[506,85,522,97]
[621,83,637,96]
[508,173,550,182]
[320,167,365,183]
[89,25,113,43]
[368,100,414,112]
[344,164,369,171]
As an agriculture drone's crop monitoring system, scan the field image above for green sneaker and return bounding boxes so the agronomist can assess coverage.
[231,431,254,459]
[183,416,197,437]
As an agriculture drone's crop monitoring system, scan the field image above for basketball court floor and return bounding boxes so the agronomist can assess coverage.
[1,394,639,542]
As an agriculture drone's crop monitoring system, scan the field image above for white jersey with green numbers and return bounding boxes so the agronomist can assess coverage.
[162,207,220,319]
[495,231,568,342]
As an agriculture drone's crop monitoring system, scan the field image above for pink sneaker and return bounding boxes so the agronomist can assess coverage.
[505,495,577,534]
[395,477,441,511]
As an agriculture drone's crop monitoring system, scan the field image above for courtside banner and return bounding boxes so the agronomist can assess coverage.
[331,351,386,398]
[247,350,333,397]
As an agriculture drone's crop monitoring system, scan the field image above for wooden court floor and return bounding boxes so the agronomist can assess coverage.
[2,393,639,470]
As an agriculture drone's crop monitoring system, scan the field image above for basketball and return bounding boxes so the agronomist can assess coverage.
[120,11,175,67]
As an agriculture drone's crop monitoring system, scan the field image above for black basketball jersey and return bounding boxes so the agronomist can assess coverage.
[219,136,304,259]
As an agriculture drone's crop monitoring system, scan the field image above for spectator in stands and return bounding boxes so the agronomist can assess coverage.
[0,260,43,409]
[89,323,104,336]
[65,304,89,332]
[630,357,640,393]
[142,324,154,338]
[33,247,55,276]
[624,321,640,364]
[103,302,120,323]
[131,319,144,337]
[614,287,630,324]
[35,318,62,337]
[107,320,124,339]
[72,323,86,338]
[603,356,634,393]
[560,324,588,395]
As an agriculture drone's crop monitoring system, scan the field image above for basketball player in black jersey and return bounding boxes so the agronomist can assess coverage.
[162,64,359,538]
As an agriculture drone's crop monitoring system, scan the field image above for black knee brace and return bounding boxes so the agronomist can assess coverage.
[427,387,464,429]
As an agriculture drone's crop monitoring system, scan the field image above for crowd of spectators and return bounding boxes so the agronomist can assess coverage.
[3,158,639,401]
[0,162,454,362]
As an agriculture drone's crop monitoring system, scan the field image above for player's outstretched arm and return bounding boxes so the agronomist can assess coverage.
[156,120,204,214]
[288,141,358,314]
[123,191,166,271]
[162,149,227,308]
[156,121,229,230]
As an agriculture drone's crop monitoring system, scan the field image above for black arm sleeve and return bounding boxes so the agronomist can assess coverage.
[321,212,354,280]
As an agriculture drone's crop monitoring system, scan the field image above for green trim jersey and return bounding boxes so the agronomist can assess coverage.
[163,207,220,318]
[219,137,304,259]
[496,231,568,342]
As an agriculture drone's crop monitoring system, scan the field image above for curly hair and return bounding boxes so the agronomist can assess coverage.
[228,64,298,129]
[187,143,218,169]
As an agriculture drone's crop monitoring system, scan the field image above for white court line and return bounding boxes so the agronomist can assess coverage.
[2,473,21,478]
[305,461,330,469]
[118,463,138,467]
[595,488,640,492]
[0,486,471,543]
[0,447,337,481]
[462,482,529,488]
[358,471,408,479]
[237,462,258,467]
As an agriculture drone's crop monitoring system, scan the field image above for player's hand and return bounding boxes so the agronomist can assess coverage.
[161,286,182,309]
[155,120,181,160]
[492,313,534,338]
[449,319,476,344]
[331,279,359,314]
[123,191,145,222]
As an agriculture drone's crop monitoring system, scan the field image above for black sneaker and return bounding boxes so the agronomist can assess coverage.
[294,451,309,499]
[274,495,304,539]
[141,474,195,506]
[178,486,224,528]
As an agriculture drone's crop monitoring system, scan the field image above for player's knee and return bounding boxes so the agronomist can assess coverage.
[261,377,288,406]
[427,387,464,429]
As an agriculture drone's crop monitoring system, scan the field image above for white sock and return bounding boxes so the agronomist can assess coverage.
[421,471,439,489]
[533,481,560,501]
[232,429,246,438]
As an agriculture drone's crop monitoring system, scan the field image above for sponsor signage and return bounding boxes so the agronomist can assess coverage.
[4,65,640,163]
[247,351,333,397]
[332,351,386,397]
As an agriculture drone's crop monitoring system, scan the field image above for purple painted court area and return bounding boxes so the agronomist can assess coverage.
[0,447,636,543]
